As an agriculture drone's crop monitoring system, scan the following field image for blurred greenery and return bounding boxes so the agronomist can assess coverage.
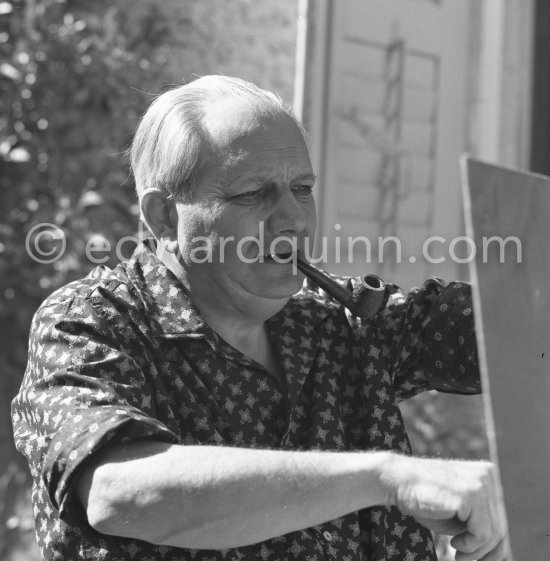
[0,1,487,560]
[0,1,175,557]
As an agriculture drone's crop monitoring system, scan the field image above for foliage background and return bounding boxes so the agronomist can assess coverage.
[0,1,488,559]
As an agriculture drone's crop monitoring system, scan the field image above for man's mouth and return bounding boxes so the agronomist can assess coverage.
[262,252,294,262]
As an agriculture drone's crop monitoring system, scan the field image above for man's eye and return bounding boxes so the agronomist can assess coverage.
[236,189,262,201]
[292,184,314,195]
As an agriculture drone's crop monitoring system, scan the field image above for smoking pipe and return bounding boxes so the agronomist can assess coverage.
[296,256,394,320]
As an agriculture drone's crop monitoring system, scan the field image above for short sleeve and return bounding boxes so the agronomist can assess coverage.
[373,278,481,401]
[11,290,179,520]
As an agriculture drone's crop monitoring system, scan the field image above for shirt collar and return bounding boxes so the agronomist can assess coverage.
[125,239,334,340]
[125,239,210,339]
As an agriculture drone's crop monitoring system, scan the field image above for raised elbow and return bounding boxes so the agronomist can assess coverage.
[76,461,150,540]
[85,497,120,536]
[84,487,171,543]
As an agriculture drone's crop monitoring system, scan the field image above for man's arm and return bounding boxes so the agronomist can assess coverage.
[305,276,480,400]
[77,441,508,560]
[377,278,481,400]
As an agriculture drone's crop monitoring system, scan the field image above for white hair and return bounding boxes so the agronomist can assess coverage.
[130,75,301,202]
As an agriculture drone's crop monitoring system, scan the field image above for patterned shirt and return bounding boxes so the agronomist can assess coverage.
[12,239,480,561]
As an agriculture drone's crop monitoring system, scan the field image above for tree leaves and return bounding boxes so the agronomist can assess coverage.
[0,2,174,558]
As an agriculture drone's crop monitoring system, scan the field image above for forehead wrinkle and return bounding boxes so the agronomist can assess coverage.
[223,146,305,165]
[219,150,308,180]
[219,166,314,192]
[204,122,313,190]
[219,148,249,169]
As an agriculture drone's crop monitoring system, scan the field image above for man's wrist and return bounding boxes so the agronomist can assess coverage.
[366,450,402,508]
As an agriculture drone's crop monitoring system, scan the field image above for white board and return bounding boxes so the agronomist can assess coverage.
[463,157,550,561]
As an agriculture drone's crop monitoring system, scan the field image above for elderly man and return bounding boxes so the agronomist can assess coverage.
[12,76,507,561]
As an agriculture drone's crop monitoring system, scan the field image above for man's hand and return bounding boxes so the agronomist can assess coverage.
[383,455,510,561]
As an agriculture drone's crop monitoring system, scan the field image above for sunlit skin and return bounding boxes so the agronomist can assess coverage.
[170,100,317,326]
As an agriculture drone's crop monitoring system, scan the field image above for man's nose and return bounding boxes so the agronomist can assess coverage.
[268,188,308,235]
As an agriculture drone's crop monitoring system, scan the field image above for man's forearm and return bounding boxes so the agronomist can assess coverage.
[77,441,392,549]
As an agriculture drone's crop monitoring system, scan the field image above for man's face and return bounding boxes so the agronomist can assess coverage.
[174,101,317,317]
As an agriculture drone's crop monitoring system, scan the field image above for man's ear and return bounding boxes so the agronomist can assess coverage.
[140,188,178,241]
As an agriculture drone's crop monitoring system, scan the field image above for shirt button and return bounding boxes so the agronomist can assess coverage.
[322,530,333,541]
